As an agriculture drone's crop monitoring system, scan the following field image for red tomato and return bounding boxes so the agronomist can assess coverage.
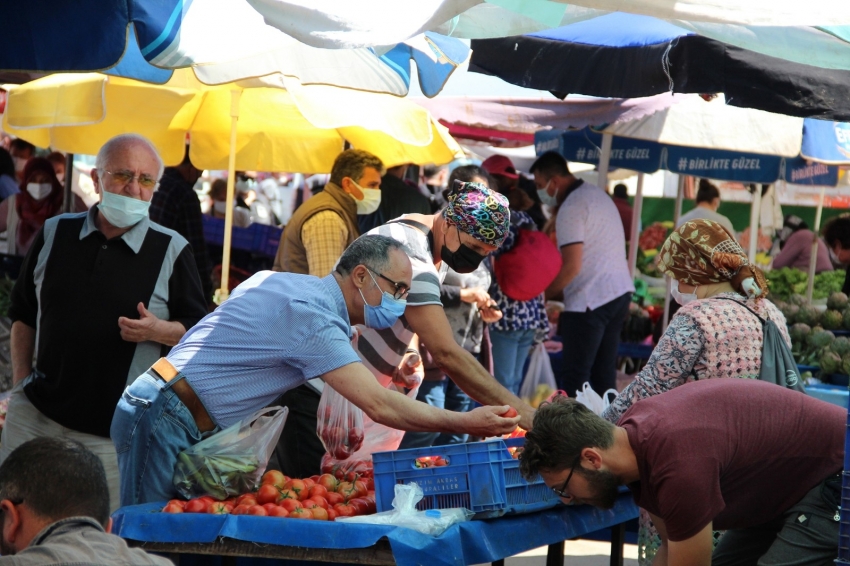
[353,480,368,498]
[261,470,287,488]
[333,502,357,517]
[301,499,320,510]
[231,504,253,515]
[167,499,187,509]
[308,485,329,499]
[309,475,320,483]
[283,479,307,500]
[267,506,289,518]
[236,494,258,507]
[317,474,338,492]
[197,495,216,505]
[364,478,375,490]
[277,488,297,501]
[310,507,329,521]
[343,471,359,483]
[348,498,369,515]
[262,503,280,514]
[207,501,230,514]
[256,484,282,505]
[325,492,344,506]
[336,481,358,501]
[162,502,184,513]
[326,508,338,521]
[302,478,316,489]
[289,507,313,519]
[501,406,518,418]
[248,505,267,516]
[279,498,303,512]
[306,496,328,510]
[184,499,208,513]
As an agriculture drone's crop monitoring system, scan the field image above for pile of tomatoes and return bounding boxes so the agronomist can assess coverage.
[161,469,376,521]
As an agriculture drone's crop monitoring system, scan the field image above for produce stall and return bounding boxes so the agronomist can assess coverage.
[114,493,638,566]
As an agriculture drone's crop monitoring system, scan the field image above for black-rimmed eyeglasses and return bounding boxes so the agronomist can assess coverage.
[551,456,581,499]
[365,266,409,300]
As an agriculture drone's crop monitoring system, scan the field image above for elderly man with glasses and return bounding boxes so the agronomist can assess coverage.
[111,233,520,506]
[1,133,208,513]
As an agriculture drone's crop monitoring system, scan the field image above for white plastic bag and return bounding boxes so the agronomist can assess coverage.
[519,342,557,401]
[335,482,473,536]
[173,406,288,500]
[574,382,618,416]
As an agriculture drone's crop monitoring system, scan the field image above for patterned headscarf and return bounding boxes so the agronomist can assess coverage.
[443,180,510,247]
[658,219,768,299]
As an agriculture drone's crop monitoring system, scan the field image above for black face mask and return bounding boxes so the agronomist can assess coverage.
[440,226,486,273]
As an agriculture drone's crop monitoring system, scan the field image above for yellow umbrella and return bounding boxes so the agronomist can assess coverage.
[3,70,462,300]
[2,70,462,171]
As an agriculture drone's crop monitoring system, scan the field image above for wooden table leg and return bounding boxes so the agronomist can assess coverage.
[610,522,626,566]
[546,540,565,566]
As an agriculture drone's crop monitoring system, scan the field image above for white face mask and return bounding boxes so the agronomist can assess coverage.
[352,180,381,215]
[213,201,229,213]
[26,182,53,200]
[671,280,699,306]
[537,179,558,207]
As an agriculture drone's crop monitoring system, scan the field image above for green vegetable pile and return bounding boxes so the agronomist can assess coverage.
[173,452,260,500]
[775,292,850,375]
[764,267,844,301]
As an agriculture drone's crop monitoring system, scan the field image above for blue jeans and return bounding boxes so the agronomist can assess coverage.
[398,379,446,449]
[434,379,474,445]
[111,372,211,507]
[489,328,537,396]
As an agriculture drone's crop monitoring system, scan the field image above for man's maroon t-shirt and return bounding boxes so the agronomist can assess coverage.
[619,378,844,541]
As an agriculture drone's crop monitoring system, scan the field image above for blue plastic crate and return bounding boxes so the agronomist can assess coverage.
[202,216,282,258]
[372,438,561,519]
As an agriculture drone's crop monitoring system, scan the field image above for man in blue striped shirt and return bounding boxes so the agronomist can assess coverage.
[112,234,521,506]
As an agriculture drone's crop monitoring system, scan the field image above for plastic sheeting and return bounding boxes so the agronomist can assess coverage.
[113,494,638,566]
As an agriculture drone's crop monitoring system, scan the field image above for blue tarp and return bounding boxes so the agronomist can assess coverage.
[113,494,638,566]
[536,128,842,186]
[802,119,850,165]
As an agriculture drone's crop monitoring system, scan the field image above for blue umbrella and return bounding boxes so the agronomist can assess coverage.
[470,12,850,121]
[0,0,468,96]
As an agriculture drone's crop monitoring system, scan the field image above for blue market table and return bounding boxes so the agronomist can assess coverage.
[114,492,638,566]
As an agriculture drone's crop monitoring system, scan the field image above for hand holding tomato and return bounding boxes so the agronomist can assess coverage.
[462,405,522,437]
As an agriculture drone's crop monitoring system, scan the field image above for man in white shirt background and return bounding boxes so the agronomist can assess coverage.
[532,152,634,398]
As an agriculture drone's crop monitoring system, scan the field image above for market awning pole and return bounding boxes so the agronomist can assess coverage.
[215,89,242,305]
[663,175,687,331]
[806,184,827,301]
[597,133,613,190]
[627,172,644,278]
[62,152,74,213]
[747,186,762,264]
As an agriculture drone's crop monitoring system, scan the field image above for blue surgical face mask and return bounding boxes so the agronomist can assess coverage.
[98,190,151,228]
[359,270,407,329]
[537,180,559,207]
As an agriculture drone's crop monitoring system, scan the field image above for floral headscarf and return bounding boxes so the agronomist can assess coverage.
[443,180,510,247]
[658,219,768,299]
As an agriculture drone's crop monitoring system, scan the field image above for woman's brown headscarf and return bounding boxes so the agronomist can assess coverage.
[657,219,768,299]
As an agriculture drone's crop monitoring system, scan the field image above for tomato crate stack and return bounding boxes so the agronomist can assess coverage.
[372,437,561,519]
[837,388,850,563]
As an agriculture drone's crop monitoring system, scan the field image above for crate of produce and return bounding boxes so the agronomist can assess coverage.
[372,437,561,519]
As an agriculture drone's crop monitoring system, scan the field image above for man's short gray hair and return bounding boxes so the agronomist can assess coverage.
[95,133,164,180]
[336,235,409,275]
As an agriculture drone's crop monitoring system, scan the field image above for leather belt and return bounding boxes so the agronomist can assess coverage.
[150,358,216,433]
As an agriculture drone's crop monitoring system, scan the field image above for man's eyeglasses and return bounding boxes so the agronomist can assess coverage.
[365,266,409,300]
[551,456,581,499]
[102,170,159,190]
